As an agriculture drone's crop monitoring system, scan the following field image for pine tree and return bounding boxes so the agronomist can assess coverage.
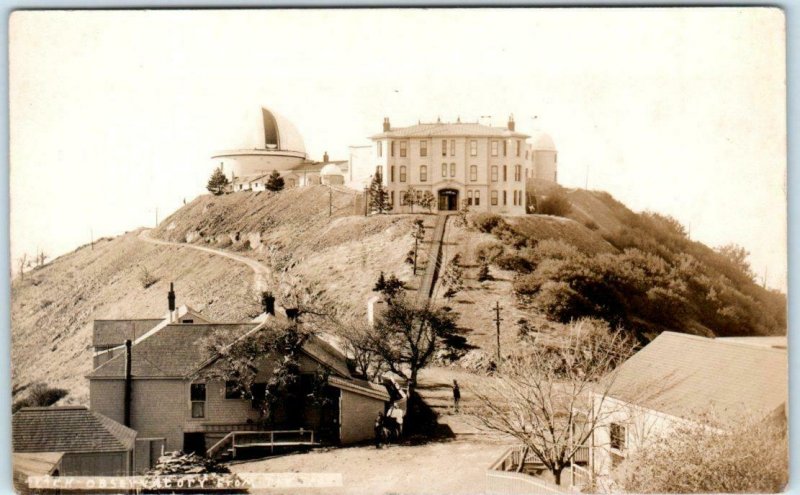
[207,167,230,195]
[266,170,285,192]
[441,253,465,299]
[369,172,391,214]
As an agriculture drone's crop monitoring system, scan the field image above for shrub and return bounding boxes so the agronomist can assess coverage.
[477,262,492,282]
[495,253,534,273]
[537,188,572,216]
[491,223,529,249]
[583,219,599,230]
[12,383,69,413]
[475,241,504,264]
[138,266,158,289]
[472,213,503,233]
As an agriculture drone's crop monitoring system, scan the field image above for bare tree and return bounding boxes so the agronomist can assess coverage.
[337,319,387,382]
[469,318,636,485]
[17,254,27,280]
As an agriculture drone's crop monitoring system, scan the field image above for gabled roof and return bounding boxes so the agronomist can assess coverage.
[88,323,258,378]
[93,319,164,348]
[13,407,136,454]
[606,332,787,424]
[372,122,529,140]
[303,334,351,378]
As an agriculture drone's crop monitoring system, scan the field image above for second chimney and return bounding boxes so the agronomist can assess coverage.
[123,339,132,427]
[383,117,391,132]
[323,151,329,163]
[508,115,515,131]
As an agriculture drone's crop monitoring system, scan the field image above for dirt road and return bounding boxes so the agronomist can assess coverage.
[138,229,272,292]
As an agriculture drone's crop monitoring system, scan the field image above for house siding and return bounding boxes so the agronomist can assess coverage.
[339,389,385,444]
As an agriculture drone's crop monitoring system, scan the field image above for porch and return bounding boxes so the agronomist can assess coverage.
[206,428,320,460]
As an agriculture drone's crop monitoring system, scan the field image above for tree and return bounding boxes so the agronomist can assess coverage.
[456,199,470,228]
[369,297,457,393]
[373,272,406,300]
[477,261,491,281]
[617,415,787,493]
[441,253,464,300]
[418,191,435,213]
[35,250,49,268]
[266,170,285,192]
[207,167,229,195]
[404,185,418,213]
[469,319,636,485]
[17,254,27,281]
[537,188,572,216]
[12,382,69,413]
[715,243,755,281]
[368,172,391,214]
[338,319,387,382]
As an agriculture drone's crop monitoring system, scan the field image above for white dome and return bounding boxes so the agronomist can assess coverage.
[529,130,556,151]
[224,106,306,155]
[320,164,344,176]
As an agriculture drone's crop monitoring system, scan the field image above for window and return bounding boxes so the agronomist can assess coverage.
[491,140,499,157]
[491,191,498,206]
[516,140,521,157]
[377,141,383,157]
[503,165,507,181]
[449,163,456,177]
[610,423,627,452]
[503,140,507,157]
[390,191,395,206]
[441,140,447,157]
[399,166,407,182]
[513,191,517,205]
[450,140,456,156]
[190,383,206,418]
[491,166,498,182]
[420,165,428,182]
[441,163,447,178]
[515,165,522,182]
[181,319,194,324]
[467,190,473,206]
[470,140,478,157]
[225,381,240,400]
[420,140,428,157]
[390,165,395,182]
[503,190,507,205]
[474,190,481,206]
[390,141,395,157]
[400,141,407,158]
[470,165,478,181]
[376,165,383,179]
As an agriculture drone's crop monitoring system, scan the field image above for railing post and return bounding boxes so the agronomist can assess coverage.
[271,431,274,454]
[311,430,314,444]
[232,433,236,460]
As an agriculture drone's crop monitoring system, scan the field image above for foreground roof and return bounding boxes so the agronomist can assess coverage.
[606,332,787,424]
[13,407,136,454]
[13,452,64,477]
[372,122,529,140]
[93,319,164,348]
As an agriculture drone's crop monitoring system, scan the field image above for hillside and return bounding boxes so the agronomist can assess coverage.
[11,185,785,406]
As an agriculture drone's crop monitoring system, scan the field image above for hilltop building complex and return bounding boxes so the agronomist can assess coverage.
[211,107,559,215]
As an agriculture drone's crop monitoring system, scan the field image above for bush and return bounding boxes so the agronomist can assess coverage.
[138,266,158,289]
[491,223,530,249]
[477,262,492,281]
[475,241,504,264]
[583,219,599,230]
[495,253,534,273]
[537,188,572,216]
[12,383,69,413]
[472,213,503,233]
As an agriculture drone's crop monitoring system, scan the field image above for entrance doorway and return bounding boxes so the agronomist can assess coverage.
[438,189,459,211]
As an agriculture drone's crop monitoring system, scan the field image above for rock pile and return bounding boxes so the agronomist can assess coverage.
[147,451,230,475]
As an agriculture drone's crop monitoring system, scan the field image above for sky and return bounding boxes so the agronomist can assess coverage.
[9,8,787,290]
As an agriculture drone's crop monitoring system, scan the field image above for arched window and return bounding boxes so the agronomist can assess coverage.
[474,190,481,206]
[399,166,407,182]
[420,165,428,182]
[441,163,447,178]
[470,165,478,181]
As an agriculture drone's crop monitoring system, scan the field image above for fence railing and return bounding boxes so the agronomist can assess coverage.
[207,429,317,459]
[488,445,591,494]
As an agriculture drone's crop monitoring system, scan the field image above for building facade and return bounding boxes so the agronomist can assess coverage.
[369,116,557,215]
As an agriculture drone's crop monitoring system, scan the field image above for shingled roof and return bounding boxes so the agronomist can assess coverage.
[606,332,787,424]
[93,319,164,348]
[371,122,529,139]
[13,407,136,454]
[88,323,258,378]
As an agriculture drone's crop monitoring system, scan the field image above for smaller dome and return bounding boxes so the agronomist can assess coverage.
[320,164,344,176]
[529,130,556,151]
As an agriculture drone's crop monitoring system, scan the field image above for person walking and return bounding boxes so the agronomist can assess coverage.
[452,380,461,413]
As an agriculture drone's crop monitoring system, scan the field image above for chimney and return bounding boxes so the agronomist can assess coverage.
[383,117,391,132]
[262,291,275,316]
[167,282,176,322]
[123,339,132,427]
[508,114,515,131]
[323,151,329,163]
[285,308,300,321]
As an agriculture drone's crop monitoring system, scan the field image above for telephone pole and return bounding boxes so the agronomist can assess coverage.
[329,186,333,217]
[493,301,503,362]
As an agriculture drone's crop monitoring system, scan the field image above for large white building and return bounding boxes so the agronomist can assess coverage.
[368,116,557,214]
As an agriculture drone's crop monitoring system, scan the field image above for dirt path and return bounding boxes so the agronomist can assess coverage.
[138,229,271,292]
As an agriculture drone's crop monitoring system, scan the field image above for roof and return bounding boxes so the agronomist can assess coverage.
[303,334,352,378]
[13,407,136,454]
[93,319,164,348]
[13,452,63,477]
[528,130,556,151]
[329,375,390,401]
[88,323,259,378]
[606,332,787,424]
[718,336,787,349]
[220,106,306,155]
[371,121,529,140]
[320,163,345,176]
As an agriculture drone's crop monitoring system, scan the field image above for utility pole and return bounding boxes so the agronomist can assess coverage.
[329,186,333,217]
[90,228,94,251]
[364,187,369,217]
[493,301,503,362]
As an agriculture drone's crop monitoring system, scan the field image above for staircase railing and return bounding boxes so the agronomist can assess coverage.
[207,428,317,459]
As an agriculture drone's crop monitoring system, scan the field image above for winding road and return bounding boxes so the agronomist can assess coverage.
[138,229,271,292]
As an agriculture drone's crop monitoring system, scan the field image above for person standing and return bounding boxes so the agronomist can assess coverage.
[374,412,385,448]
[452,380,461,413]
